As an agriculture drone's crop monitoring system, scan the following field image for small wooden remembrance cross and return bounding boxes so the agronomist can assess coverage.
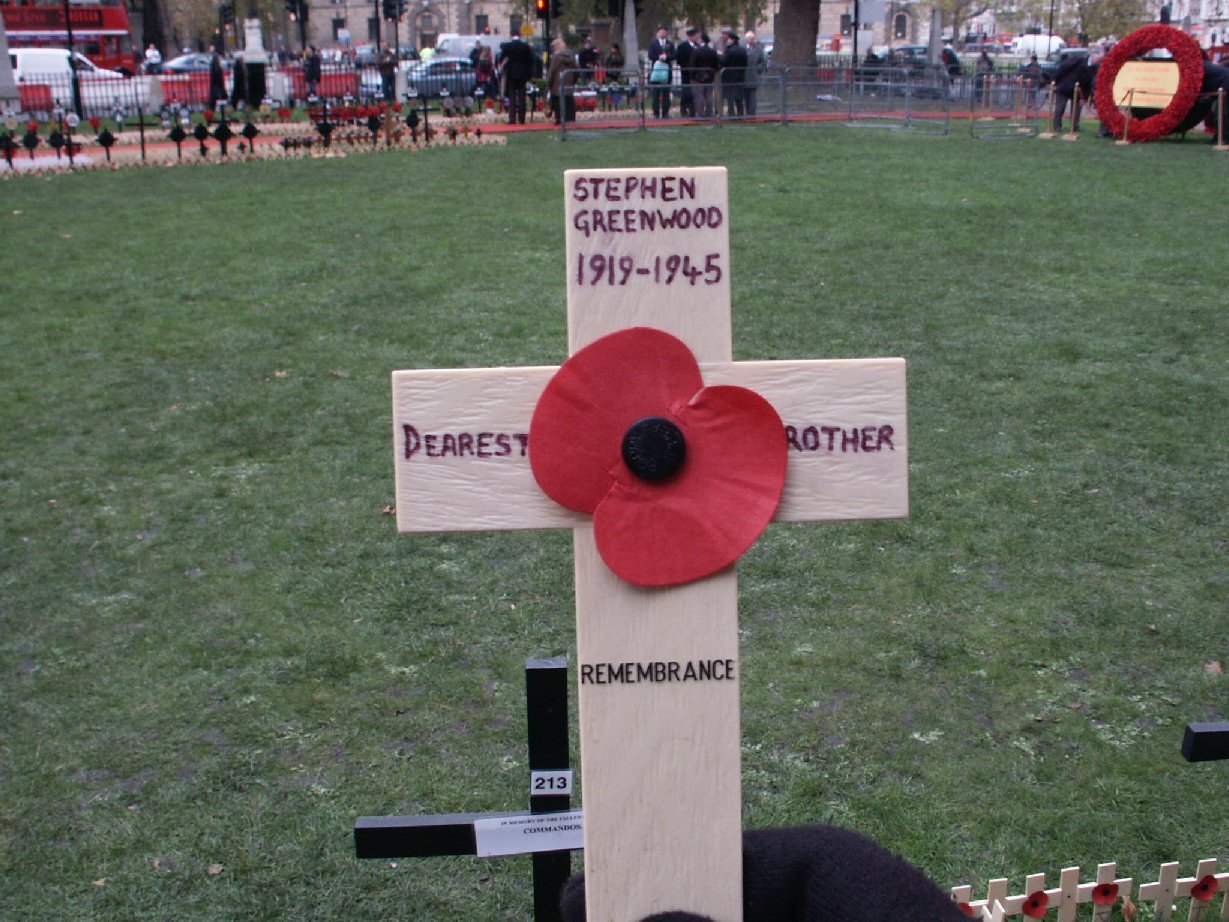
[391,167,908,921]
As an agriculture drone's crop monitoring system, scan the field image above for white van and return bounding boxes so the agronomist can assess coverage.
[10,47,124,82]
[1011,34,1065,57]
[9,48,158,113]
[434,34,506,60]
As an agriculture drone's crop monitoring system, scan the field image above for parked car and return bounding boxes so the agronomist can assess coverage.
[883,45,933,73]
[161,52,230,74]
[403,57,478,97]
[434,33,505,60]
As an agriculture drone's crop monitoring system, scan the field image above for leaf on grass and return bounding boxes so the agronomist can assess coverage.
[207,863,224,876]
[274,370,289,378]
[92,878,107,888]
[380,504,395,515]
[1121,894,1137,921]
[328,369,348,378]
[1204,661,1223,675]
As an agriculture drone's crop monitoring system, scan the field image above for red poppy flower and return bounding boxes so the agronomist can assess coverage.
[1022,890,1049,918]
[1191,875,1219,902]
[957,902,976,917]
[25,120,39,134]
[1091,882,1119,906]
[1094,24,1204,142]
[529,327,787,587]
[87,116,101,131]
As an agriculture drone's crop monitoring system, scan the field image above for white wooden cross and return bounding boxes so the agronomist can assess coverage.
[391,167,908,921]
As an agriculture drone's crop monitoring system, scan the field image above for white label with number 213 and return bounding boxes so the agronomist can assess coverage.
[530,769,573,796]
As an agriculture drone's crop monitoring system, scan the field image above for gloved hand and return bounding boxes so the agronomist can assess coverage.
[560,825,971,922]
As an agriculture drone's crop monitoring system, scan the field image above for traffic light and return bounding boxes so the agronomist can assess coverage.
[382,0,397,19]
[220,3,235,25]
[552,0,563,17]
[535,0,547,19]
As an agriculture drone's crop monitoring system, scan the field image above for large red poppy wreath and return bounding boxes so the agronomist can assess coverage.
[1094,24,1204,142]
[529,327,787,587]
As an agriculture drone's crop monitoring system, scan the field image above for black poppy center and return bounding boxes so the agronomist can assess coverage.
[621,416,686,482]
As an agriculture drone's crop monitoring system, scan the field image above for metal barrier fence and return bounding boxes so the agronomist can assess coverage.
[11,72,161,120]
[7,62,401,120]
[9,62,1224,148]
[555,65,956,137]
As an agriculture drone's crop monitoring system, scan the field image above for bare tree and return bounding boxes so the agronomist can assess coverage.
[1072,0,1149,39]
[928,0,991,41]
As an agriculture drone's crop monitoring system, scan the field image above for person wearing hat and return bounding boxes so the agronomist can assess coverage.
[647,25,675,118]
[719,29,748,118]
[689,32,719,117]
[676,26,699,117]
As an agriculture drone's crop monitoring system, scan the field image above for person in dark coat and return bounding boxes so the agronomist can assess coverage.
[378,48,396,101]
[675,26,698,117]
[498,36,536,124]
[1173,59,1229,140]
[941,43,962,78]
[689,33,719,117]
[304,45,322,98]
[647,25,675,118]
[719,29,747,118]
[1051,44,1104,132]
[209,47,226,106]
[1021,54,1041,109]
[577,38,599,81]
[605,43,625,75]
[559,825,972,922]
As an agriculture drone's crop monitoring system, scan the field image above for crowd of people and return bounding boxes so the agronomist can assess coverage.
[643,25,768,119]
[471,27,769,126]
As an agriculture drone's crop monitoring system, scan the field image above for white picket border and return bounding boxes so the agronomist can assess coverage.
[951,859,1225,920]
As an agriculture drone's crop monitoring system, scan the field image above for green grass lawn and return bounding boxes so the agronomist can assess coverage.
[2,126,1226,920]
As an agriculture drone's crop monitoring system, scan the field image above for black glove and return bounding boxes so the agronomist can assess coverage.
[560,825,969,921]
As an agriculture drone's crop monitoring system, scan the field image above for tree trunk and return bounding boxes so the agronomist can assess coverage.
[774,0,820,68]
[143,0,173,56]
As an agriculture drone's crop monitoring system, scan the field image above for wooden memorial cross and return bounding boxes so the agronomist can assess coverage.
[391,166,908,921]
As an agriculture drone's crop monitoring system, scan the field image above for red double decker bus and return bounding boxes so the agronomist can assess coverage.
[1,0,138,74]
